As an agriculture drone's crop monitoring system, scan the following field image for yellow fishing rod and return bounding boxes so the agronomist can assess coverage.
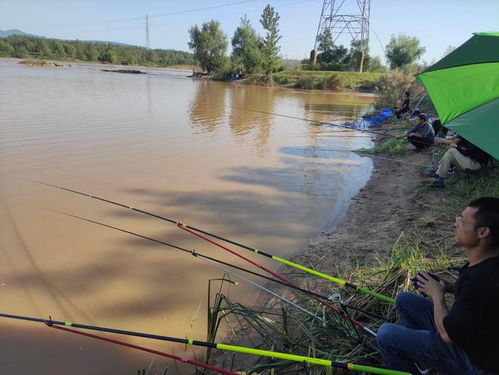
[0,312,409,375]
[37,181,396,304]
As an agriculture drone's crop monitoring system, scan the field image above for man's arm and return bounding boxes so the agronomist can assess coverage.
[417,272,453,343]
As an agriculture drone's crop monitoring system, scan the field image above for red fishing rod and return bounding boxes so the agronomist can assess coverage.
[46,320,237,375]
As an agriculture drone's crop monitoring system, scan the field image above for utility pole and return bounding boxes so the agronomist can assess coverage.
[312,0,371,72]
[145,15,150,49]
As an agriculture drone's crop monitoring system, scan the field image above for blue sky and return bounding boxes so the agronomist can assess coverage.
[1,0,498,64]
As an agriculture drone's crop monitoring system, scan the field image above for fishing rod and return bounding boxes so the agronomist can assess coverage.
[233,105,443,149]
[38,181,395,305]
[230,106,393,138]
[50,209,375,336]
[0,312,410,375]
[56,210,389,323]
[48,322,237,375]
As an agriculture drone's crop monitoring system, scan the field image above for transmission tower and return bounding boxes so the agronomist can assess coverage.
[145,15,150,49]
[312,0,371,72]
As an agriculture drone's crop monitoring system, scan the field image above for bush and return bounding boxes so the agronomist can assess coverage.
[294,75,317,89]
[318,74,342,90]
[375,67,435,113]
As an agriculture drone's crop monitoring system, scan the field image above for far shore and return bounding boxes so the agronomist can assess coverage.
[5,57,381,94]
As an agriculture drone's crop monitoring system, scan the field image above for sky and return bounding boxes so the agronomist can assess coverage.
[1,0,498,64]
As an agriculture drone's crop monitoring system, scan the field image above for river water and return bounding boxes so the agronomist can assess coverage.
[0,58,374,374]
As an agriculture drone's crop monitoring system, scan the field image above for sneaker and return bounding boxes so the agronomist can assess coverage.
[429,178,445,188]
[424,167,438,178]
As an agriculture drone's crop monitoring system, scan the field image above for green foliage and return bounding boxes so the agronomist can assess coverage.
[385,34,426,69]
[188,20,228,74]
[374,67,435,112]
[0,40,14,56]
[0,34,194,67]
[259,4,282,75]
[231,16,264,74]
[358,138,407,155]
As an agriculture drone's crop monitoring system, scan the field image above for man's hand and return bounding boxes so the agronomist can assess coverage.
[417,272,446,301]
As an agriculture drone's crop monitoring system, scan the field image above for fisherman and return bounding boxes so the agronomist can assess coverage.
[427,135,491,188]
[405,114,435,150]
[394,91,410,119]
[377,197,499,374]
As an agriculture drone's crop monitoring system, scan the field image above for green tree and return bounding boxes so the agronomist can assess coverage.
[86,44,99,61]
[54,41,66,58]
[259,4,281,75]
[385,34,426,69]
[15,45,29,58]
[38,39,52,58]
[64,44,77,59]
[188,20,228,74]
[0,40,14,57]
[231,16,264,73]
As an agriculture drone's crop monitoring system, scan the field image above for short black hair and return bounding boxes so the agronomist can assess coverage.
[405,91,410,97]
[418,114,426,121]
[468,197,499,250]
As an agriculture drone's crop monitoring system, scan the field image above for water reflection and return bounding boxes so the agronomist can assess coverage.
[188,80,227,133]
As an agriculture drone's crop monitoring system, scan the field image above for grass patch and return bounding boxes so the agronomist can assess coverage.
[356,138,407,155]
[244,70,384,92]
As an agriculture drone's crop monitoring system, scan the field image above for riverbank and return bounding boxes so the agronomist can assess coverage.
[214,70,383,93]
[211,119,498,373]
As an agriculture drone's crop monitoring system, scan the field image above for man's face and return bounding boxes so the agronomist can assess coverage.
[455,206,481,248]
[417,118,424,126]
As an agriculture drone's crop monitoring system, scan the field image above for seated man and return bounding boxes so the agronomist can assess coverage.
[406,114,435,150]
[430,117,448,138]
[394,91,411,119]
[377,197,499,374]
[429,136,490,188]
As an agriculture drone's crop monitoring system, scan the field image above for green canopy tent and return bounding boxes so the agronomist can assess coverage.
[416,32,499,160]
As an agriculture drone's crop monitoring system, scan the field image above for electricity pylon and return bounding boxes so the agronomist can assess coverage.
[312,0,371,72]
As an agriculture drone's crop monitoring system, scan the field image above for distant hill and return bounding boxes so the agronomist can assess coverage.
[0,29,37,38]
[0,33,194,67]
[0,29,136,47]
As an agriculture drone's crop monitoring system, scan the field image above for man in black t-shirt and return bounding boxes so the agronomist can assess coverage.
[377,197,499,374]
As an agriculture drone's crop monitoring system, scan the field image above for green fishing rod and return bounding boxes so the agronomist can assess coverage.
[37,181,395,304]
[0,312,409,375]
[57,210,389,323]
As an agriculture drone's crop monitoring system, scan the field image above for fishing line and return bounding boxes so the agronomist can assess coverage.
[36,180,395,305]
[0,312,410,375]
[53,210,389,323]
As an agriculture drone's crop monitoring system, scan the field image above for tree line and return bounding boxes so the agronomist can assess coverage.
[188,5,283,76]
[188,4,426,76]
[0,34,194,67]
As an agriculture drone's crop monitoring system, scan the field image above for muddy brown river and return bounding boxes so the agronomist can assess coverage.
[0,58,375,374]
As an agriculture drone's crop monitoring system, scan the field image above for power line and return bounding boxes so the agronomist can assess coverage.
[6,0,258,30]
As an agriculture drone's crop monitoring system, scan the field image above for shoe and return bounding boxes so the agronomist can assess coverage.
[424,167,438,178]
[429,178,445,188]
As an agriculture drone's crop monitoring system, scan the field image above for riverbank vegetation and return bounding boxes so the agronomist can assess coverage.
[0,34,194,66]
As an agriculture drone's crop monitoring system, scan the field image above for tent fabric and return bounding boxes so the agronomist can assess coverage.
[445,97,499,160]
[416,32,499,160]
[422,33,499,72]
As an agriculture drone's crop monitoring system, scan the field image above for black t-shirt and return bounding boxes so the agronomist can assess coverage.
[401,98,410,110]
[456,139,491,165]
[443,256,499,372]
